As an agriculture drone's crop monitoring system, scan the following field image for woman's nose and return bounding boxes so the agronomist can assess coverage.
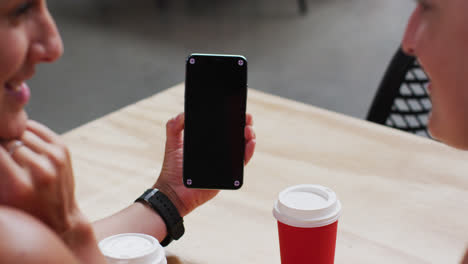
[28,9,64,64]
[401,7,420,56]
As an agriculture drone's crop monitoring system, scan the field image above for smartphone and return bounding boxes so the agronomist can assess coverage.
[183,54,248,190]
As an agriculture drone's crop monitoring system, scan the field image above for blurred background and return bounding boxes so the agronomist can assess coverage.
[27,0,415,133]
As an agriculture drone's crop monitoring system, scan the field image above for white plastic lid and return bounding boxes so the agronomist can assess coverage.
[273,185,342,228]
[99,233,167,264]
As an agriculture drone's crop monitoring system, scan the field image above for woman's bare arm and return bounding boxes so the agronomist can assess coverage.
[0,206,105,264]
[93,202,168,242]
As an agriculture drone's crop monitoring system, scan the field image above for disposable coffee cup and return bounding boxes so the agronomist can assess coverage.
[99,233,167,264]
[273,185,342,264]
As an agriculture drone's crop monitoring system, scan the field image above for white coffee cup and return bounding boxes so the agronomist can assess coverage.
[99,233,167,264]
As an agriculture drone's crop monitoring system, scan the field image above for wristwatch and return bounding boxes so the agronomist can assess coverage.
[135,189,185,246]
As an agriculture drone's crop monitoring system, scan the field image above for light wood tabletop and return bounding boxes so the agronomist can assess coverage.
[63,83,468,264]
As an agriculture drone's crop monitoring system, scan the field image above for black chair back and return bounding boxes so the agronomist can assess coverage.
[367,48,431,137]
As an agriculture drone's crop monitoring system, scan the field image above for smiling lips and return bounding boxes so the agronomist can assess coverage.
[4,82,31,106]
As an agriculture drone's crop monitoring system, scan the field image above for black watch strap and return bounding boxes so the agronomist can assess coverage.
[135,189,185,247]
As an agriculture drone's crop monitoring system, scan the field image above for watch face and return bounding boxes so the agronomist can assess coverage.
[145,189,158,201]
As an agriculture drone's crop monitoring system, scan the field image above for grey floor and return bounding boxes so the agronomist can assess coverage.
[26,0,415,133]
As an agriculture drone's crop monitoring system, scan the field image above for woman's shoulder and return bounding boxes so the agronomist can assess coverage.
[0,206,80,264]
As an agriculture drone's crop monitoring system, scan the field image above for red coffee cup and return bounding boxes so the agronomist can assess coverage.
[273,185,342,264]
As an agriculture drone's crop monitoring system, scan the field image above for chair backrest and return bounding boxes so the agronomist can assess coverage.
[367,47,432,138]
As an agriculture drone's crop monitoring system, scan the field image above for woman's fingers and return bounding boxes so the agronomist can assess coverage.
[26,121,71,168]
[26,120,59,144]
[244,139,256,165]
[246,113,253,126]
[0,146,26,183]
[174,113,185,132]
[21,131,55,156]
[0,145,16,174]
[6,140,37,167]
[4,140,56,186]
[166,113,185,136]
[165,113,185,154]
[0,145,35,203]
[1,122,80,238]
[245,125,256,141]
[244,114,256,165]
[21,130,64,165]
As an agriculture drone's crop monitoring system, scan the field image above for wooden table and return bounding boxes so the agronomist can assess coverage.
[63,83,468,264]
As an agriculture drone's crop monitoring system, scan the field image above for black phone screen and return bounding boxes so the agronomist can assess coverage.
[184,54,248,189]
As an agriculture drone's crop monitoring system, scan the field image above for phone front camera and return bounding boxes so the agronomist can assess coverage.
[189,58,196,65]
[238,60,244,66]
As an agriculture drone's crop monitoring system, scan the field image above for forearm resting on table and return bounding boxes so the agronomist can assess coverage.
[92,202,168,243]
